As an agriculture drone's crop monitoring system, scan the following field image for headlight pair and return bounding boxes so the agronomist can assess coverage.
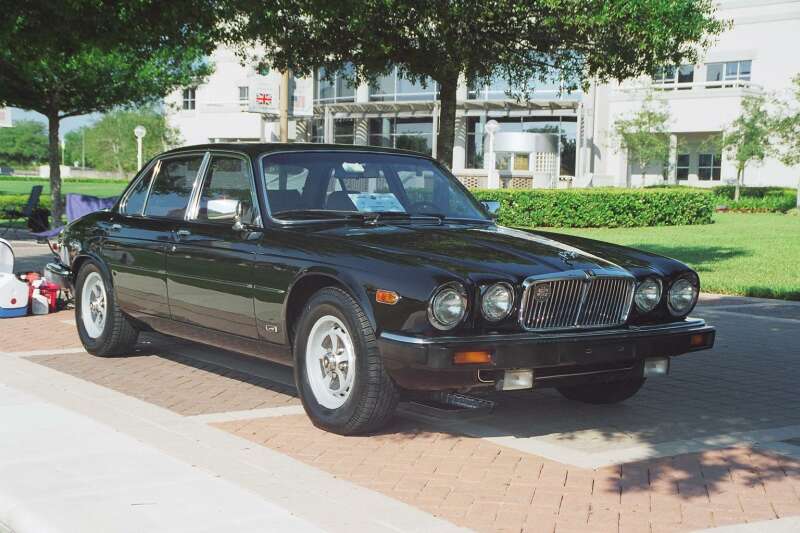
[634,275,698,316]
[428,282,514,330]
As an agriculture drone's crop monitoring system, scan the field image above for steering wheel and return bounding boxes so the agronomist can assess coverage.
[408,201,440,215]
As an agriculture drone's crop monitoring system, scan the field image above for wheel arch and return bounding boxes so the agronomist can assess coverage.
[283,269,377,347]
[72,252,113,286]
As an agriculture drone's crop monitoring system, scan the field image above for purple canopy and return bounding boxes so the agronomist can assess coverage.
[33,194,117,238]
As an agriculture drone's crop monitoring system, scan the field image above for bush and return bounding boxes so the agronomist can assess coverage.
[0,194,52,213]
[472,188,714,228]
[711,186,796,213]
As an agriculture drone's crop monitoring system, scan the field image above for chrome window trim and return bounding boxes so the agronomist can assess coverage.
[141,151,208,221]
[517,269,636,332]
[186,150,263,228]
[118,158,159,216]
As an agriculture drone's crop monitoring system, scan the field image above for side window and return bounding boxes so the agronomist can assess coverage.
[144,155,203,219]
[121,166,155,215]
[196,156,259,225]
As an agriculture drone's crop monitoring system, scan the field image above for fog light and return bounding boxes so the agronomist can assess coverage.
[643,357,670,377]
[500,369,534,391]
[453,350,492,365]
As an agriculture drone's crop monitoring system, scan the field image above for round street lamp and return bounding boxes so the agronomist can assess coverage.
[133,125,147,170]
[484,120,501,189]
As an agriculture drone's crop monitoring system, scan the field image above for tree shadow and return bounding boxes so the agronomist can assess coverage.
[619,243,751,274]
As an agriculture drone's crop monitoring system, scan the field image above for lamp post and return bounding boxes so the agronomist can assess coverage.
[133,125,147,170]
[485,119,500,189]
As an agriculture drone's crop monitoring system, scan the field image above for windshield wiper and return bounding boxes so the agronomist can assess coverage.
[272,209,366,221]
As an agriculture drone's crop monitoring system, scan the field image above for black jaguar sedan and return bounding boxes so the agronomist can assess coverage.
[49,143,715,434]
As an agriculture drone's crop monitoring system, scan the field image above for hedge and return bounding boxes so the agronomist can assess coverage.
[472,188,714,228]
[711,186,796,213]
[0,194,52,212]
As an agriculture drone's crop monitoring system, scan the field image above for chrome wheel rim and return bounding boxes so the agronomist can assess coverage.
[305,315,356,409]
[81,272,107,339]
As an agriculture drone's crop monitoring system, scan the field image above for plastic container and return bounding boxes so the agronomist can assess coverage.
[31,291,49,315]
[0,272,29,318]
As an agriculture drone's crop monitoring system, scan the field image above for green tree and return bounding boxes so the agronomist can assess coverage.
[613,93,671,187]
[0,120,48,167]
[82,107,181,175]
[722,95,774,201]
[0,1,221,224]
[774,74,800,209]
[63,128,91,169]
[230,0,724,168]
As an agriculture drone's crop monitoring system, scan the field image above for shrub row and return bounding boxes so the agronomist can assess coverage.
[711,186,796,213]
[472,188,714,228]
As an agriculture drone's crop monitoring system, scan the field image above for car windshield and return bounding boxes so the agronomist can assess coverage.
[261,151,489,222]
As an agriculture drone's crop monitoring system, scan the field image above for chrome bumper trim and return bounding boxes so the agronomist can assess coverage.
[380,318,708,345]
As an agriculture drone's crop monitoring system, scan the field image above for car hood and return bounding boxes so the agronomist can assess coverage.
[315,222,672,281]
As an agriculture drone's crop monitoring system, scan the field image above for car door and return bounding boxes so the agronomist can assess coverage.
[166,152,261,339]
[103,159,174,319]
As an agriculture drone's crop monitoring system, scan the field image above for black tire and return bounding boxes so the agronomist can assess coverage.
[293,287,399,435]
[557,378,646,405]
[75,260,138,357]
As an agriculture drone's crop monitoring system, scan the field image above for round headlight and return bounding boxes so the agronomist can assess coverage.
[668,277,698,316]
[428,283,467,330]
[481,283,514,322]
[634,278,662,313]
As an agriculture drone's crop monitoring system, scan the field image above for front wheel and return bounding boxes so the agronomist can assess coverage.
[75,261,138,356]
[294,287,398,435]
[557,378,646,405]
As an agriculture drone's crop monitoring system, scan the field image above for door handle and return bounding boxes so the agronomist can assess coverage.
[110,223,122,231]
[175,229,191,239]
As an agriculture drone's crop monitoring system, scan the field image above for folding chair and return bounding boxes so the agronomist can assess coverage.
[1,185,43,236]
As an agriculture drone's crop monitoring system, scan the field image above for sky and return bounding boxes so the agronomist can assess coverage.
[9,107,100,138]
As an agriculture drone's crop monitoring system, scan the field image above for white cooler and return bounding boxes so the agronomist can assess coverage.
[0,238,28,318]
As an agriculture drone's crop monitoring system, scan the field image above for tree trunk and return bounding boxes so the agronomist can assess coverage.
[47,112,63,228]
[435,74,458,168]
[734,167,742,202]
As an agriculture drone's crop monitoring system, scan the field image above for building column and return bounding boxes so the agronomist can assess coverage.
[431,102,440,160]
[452,115,467,171]
[668,133,678,184]
[354,118,369,145]
[323,106,333,143]
[575,103,584,183]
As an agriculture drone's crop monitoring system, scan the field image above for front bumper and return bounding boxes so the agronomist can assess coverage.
[378,318,715,391]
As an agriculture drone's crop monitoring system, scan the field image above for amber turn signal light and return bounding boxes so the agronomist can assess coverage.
[453,350,493,365]
[690,333,708,348]
[375,289,400,305]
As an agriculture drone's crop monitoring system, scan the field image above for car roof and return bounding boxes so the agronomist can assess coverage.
[159,142,435,160]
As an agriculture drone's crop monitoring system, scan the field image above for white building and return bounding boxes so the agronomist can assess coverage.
[166,0,800,189]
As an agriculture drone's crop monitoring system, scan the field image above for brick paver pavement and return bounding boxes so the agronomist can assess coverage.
[28,347,298,416]
[0,311,83,353]
[216,414,800,533]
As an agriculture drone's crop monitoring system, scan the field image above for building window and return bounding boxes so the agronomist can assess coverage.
[310,119,355,144]
[513,153,530,171]
[468,74,573,100]
[706,60,751,88]
[653,65,694,89]
[314,66,356,103]
[368,118,432,155]
[238,86,249,103]
[698,153,721,180]
[182,88,196,110]
[368,67,437,102]
[676,153,690,180]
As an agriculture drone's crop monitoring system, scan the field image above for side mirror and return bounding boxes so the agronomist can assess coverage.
[480,200,500,220]
[232,201,245,232]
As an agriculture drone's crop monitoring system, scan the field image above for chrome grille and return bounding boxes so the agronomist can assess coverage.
[520,275,634,331]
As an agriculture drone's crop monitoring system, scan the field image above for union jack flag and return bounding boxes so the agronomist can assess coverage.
[256,93,272,105]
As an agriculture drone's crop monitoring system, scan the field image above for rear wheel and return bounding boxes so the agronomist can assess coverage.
[75,261,138,356]
[294,287,398,435]
[557,378,646,405]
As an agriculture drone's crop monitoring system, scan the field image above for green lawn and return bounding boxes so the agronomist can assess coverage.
[554,213,800,300]
[0,177,128,198]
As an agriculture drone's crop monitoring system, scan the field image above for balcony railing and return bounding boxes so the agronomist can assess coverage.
[616,79,763,97]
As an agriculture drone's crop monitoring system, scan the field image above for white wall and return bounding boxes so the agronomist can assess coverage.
[592,0,800,188]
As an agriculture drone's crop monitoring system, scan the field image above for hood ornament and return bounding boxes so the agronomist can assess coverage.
[559,250,580,264]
